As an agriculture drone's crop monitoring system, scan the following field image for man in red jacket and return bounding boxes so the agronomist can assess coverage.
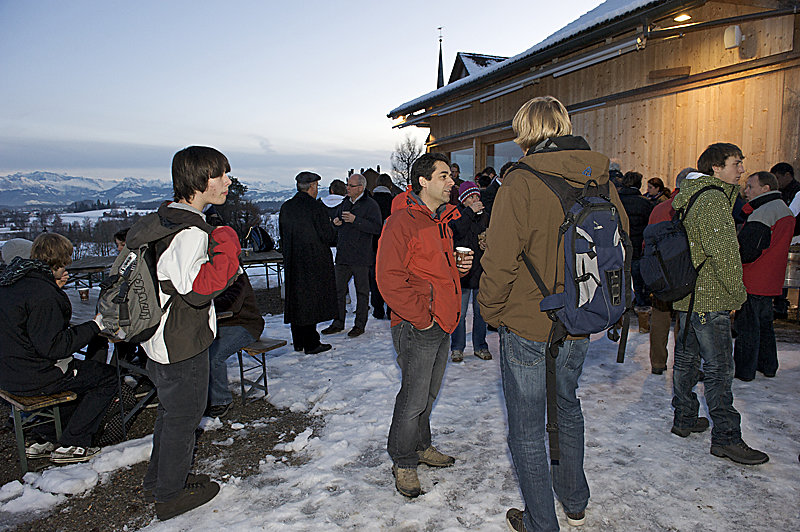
[734,171,794,380]
[376,152,472,498]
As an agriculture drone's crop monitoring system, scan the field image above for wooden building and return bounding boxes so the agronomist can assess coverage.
[388,0,800,187]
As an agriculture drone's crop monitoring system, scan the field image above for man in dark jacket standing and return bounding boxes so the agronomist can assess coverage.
[734,171,794,380]
[0,233,116,464]
[322,173,382,337]
[279,172,337,354]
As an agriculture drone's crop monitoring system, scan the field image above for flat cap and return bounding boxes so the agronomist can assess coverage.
[1,238,33,263]
[295,171,322,184]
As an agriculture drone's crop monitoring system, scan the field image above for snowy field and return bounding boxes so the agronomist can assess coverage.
[1,291,798,531]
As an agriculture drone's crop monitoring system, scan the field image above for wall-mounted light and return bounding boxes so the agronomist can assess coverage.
[674,14,691,22]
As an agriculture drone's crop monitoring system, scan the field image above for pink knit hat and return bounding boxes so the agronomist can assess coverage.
[458,181,480,203]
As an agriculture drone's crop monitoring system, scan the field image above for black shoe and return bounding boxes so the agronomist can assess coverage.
[293,344,304,352]
[671,417,710,438]
[205,403,231,418]
[321,325,343,335]
[697,371,705,381]
[760,370,776,378]
[734,374,754,382]
[710,441,769,465]
[565,509,586,526]
[143,473,210,503]
[347,326,365,338]
[651,367,666,375]
[305,343,332,355]
[155,480,220,520]
[506,508,527,531]
[373,310,385,320]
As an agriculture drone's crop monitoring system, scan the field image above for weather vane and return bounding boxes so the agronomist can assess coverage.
[438,26,443,43]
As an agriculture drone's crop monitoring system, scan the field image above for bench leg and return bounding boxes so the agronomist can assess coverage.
[12,406,28,475]
[260,352,268,396]
[238,349,247,405]
[53,406,63,441]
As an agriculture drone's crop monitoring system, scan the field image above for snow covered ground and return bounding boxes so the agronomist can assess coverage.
[1,287,798,531]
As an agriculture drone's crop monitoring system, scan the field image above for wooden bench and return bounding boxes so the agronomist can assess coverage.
[0,389,77,475]
[237,338,287,404]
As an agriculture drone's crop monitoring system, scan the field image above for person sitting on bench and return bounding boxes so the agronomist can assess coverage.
[0,233,117,463]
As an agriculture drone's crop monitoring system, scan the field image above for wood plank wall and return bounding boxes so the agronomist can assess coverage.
[426,2,798,187]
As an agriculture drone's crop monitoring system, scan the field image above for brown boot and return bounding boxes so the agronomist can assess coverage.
[392,465,421,498]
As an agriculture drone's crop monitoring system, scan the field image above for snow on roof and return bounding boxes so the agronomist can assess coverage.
[459,53,508,76]
[389,0,664,117]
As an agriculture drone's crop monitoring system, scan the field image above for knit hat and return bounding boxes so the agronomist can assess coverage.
[458,181,480,203]
[1,238,33,263]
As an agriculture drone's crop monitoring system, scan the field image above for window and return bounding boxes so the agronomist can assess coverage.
[449,148,473,179]
[486,141,521,174]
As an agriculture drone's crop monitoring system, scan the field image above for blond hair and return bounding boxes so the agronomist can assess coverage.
[512,96,572,152]
[31,233,73,270]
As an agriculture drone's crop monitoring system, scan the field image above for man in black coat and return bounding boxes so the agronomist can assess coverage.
[279,172,337,354]
[322,173,382,337]
[617,171,655,314]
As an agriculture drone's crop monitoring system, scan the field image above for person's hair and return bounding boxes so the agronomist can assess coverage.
[675,167,697,189]
[622,171,643,189]
[411,152,451,194]
[329,179,347,196]
[377,173,394,188]
[450,163,460,171]
[172,146,230,202]
[477,174,492,188]
[647,177,668,194]
[512,96,572,152]
[31,233,73,270]
[751,171,779,191]
[697,143,743,176]
[481,166,496,177]
[769,162,794,178]
[499,161,515,179]
[349,174,366,187]
[114,227,129,244]
[609,161,621,173]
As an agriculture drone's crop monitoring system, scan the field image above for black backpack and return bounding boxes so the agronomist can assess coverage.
[245,225,274,252]
[641,185,723,302]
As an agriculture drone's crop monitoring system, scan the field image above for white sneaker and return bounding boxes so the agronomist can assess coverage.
[50,446,100,463]
[26,441,55,459]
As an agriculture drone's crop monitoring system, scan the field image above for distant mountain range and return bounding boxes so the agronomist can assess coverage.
[0,172,295,207]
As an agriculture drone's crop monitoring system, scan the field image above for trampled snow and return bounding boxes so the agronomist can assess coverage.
[1,285,798,530]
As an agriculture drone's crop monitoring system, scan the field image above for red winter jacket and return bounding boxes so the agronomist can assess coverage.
[738,191,794,296]
[377,191,463,333]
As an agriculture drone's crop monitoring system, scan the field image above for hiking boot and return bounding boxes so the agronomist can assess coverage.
[305,343,332,355]
[565,509,586,526]
[50,446,100,464]
[451,350,463,362]
[26,441,55,459]
[205,403,231,418]
[506,508,527,531]
[710,441,769,465]
[155,479,220,520]
[143,473,211,503]
[671,417,709,438]
[321,325,343,335]
[474,349,493,360]
[417,445,455,467]
[391,465,421,498]
[347,326,365,337]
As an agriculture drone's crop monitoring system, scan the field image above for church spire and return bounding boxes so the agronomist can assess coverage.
[437,27,444,89]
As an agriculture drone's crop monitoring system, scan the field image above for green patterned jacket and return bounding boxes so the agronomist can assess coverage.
[672,173,746,313]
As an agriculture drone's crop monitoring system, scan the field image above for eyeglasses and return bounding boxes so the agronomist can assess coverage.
[346,183,362,187]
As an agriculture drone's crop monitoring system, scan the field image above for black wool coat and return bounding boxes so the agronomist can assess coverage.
[279,191,338,326]
[618,186,655,258]
[449,205,488,289]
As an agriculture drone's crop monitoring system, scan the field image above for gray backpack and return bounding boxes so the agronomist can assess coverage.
[97,239,171,343]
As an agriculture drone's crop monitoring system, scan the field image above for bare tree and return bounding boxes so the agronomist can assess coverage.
[391,135,424,186]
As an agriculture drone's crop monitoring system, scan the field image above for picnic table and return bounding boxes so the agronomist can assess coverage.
[240,250,283,288]
[66,255,115,288]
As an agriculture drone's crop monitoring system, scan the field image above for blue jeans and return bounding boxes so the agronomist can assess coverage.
[500,328,589,531]
[673,311,742,446]
[450,288,488,352]
[733,294,777,379]
[387,321,450,468]
[144,352,209,502]
[208,325,256,406]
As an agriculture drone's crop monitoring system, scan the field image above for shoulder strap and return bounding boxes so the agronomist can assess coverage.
[677,185,725,222]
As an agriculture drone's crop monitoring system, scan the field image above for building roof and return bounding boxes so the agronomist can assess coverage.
[448,52,509,84]
[388,0,696,118]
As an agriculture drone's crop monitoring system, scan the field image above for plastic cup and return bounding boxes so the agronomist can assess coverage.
[455,247,471,267]
[78,288,90,301]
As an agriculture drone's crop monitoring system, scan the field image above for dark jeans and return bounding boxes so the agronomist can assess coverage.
[387,321,450,468]
[451,288,488,352]
[27,359,117,447]
[290,323,321,351]
[333,263,370,329]
[144,352,209,502]
[673,311,742,446]
[734,294,778,379]
[208,325,256,406]
[631,258,651,307]
[500,328,589,532]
